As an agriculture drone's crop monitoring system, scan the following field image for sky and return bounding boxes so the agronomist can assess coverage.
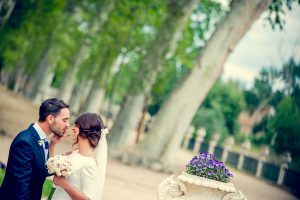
[221,3,300,89]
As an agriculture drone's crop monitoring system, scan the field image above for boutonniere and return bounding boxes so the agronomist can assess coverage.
[38,140,44,146]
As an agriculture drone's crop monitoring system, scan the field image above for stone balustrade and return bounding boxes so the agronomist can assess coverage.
[182,127,298,195]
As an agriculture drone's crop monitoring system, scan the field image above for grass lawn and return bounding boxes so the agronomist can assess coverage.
[0,169,53,198]
[0,169,4,182]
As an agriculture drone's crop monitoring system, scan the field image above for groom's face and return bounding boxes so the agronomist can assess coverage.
[49,108,70,137]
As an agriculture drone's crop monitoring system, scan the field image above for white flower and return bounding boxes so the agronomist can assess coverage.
[38,140,43,146]
[101,128,109,135]
[46,155,73,177]
[61,171,69,177]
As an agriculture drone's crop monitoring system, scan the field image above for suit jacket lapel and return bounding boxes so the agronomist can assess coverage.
[28,124,46,164]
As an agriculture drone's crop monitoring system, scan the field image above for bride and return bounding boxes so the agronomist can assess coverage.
[51,113,108,200]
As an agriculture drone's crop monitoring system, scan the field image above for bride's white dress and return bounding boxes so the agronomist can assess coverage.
[51,151,100,200]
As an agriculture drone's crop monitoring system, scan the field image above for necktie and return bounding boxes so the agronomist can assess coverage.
[44,138,49,149]
[44,138,49,160]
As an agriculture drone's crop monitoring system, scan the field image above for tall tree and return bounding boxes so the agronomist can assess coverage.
[0,0,66,92]
[57,0,115,102]
[79,0,148,114]
[131,0,272,169]
[205,81,245,134]
[272,97,300,160]
[108,0,199,148]
[281,58,300,96]
[80,49,112,113]
[26,0,77,103]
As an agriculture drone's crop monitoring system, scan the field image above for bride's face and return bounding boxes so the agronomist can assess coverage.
[72,125,79,142]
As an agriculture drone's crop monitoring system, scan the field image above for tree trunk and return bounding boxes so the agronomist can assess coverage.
[56,49,83,102]
[6,70,16,89]
[11,48,26,92]
[135,98,149,143]
[134,0,272,167]
[108,0,198,148]
[13,68,28,94]
[0,1,4,13]
[80,48,114,113]
[84,88,106,113]
[33,72,55,104]
[24,0,78,99]
[0,0,16,30]
[0,69,9,86]
[69,77,93,115]
[107,54,126,119]
[57,0,115,102]
[25,30,55,99]
[108,94,145,147]
[12,70,21,93]
[79,67,107,114]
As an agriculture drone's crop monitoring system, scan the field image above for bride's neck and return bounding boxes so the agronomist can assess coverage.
[78,139,94,157]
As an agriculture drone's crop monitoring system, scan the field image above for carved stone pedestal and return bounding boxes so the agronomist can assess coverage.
[158,173,246,200]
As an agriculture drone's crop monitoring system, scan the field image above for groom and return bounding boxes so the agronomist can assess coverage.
[0,98,70,200]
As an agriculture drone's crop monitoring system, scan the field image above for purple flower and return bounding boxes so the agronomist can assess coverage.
[185,152,233,183]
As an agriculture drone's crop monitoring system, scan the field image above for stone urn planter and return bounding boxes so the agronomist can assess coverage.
[158,172,246,200]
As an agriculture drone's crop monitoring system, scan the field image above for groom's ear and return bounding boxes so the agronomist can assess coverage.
[47,114,55,124]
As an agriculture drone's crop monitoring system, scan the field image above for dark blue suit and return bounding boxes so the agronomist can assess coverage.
[0,124,49,200]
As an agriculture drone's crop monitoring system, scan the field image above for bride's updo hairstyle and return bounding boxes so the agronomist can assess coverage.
[75,113,105,148]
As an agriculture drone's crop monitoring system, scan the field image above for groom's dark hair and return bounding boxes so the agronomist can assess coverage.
[38,98,69,122]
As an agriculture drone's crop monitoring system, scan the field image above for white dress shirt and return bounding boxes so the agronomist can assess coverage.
[33,122,48,160]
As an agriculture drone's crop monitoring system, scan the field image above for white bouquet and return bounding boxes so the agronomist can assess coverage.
[46,154,73,199]
[46,154,73,176]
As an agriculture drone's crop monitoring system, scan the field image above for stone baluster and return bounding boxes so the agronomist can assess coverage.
[221,136,234,163]
[208,133,220,155]
[193,128,206,153]
[277,151,292,185]
[182,126,194,149]
[237,140,251,170]
[255,145,270,177]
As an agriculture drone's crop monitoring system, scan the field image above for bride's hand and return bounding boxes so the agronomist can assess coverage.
[50,134,63,145]
[64,151,72,156]
[53,175,68,187]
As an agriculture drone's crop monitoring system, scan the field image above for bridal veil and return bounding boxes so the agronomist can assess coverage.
[95,128,109,199]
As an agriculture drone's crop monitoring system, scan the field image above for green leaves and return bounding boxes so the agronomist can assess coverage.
[266,0,299,30]
[203,81,246,135]
[272,97,300,155]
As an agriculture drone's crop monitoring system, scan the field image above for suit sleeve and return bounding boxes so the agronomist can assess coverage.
[10,140,33,199]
